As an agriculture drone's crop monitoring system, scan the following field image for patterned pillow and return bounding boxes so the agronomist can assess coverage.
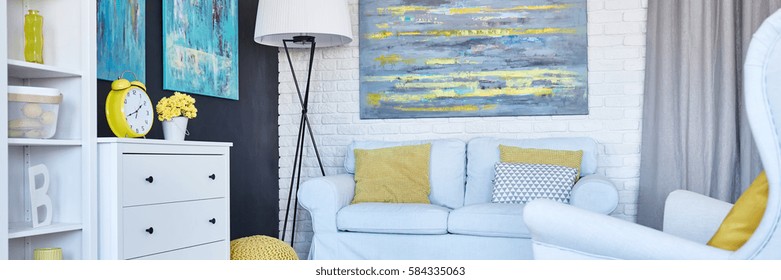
[492,162,578,204]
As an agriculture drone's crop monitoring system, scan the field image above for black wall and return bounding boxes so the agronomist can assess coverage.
[97,1,280,239]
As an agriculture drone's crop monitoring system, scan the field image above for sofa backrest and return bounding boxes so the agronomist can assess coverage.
[344,139,466,209]
[464,137,599,205]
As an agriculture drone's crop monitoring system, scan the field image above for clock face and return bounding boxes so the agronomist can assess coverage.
[122,88,154,136]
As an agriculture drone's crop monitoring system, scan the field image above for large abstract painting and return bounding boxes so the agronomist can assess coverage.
[163,0,239,100]
[97,0,145,82]
[360,0,588,119]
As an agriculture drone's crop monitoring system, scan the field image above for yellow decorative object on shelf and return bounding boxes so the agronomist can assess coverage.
[33,248,62,260]
[230,235,299,260]
[157,91,197,141]
[24,9,44,64]
[106,72,153,138]
[156,92,198,121]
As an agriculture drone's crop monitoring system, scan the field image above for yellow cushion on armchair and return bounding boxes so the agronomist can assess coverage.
[707,171,768,251]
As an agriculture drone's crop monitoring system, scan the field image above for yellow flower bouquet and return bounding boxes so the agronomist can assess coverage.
[156,92,198,121]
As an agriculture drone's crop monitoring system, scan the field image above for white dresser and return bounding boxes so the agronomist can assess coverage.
[97,138,232,260]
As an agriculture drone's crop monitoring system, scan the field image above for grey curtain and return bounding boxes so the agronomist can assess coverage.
[638,0,781,229]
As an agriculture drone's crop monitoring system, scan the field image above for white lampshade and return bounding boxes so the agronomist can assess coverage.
[254,0,353,48]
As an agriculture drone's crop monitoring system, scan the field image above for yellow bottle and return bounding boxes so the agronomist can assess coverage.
[24,9,44,64]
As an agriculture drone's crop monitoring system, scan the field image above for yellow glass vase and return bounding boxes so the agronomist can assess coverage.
[24,9,44,64]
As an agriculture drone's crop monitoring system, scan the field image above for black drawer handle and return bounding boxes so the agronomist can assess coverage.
[209,218,216,224]
[209,174,216,180]
[145,227,154,234]
[145,176,154,183]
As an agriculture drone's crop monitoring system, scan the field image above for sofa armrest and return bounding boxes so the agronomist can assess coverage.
[298,174,356,233]
[523,199,733,259]
[663,190,733,243]
[570,174,619,214]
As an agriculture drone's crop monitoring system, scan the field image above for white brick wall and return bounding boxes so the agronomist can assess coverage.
[277,0,648,258]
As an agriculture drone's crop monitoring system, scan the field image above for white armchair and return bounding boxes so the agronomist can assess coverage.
[522,9,781,260]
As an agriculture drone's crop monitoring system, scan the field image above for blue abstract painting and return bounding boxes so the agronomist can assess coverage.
[360,0,588,119]
[97,0,145,82]
[163,0,239,100]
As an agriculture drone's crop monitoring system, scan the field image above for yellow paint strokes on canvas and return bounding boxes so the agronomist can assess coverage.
[367,31,394,40]
[378,6,430,16]
[374,55,401,65]
[367,93,382,107]
[394,104,497,112]
[449,4,573,15]
[374,87,554,104]
[374,89,458,104]
[365,69,578,83]
[395,81,480,89]
[374,54,415,66]
[375,23,390,29]
[398,31,423,36]
[452,69,578,81]
[424,27,577,37]
[448,7,485,15]
[368,28,576,40]
[425,58,459,65]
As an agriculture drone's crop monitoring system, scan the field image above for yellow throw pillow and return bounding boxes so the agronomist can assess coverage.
[499,145,584,177]
[351,143,431,204]
[707,171,768,251]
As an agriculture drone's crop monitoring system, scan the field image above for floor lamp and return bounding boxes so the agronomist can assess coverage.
[254,0,353,246]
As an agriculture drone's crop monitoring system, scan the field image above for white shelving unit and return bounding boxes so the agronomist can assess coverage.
[1,0,96,260]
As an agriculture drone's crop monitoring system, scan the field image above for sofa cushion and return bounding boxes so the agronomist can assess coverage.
[352,144,432,204]
[344,139,466,209]
[707,171,768,251]
[465,137,598,205]
[447,203,529,238]
[492,163,578,204]
[499,145,584,178]
[337,203,450,234]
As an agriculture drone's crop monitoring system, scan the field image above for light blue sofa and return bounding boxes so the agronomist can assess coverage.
[298,137,619,260]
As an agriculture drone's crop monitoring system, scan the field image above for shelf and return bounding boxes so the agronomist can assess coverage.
[7,138,82,146]
[2,0,96,260]
[7,59,82,79]
[8,222,83,239]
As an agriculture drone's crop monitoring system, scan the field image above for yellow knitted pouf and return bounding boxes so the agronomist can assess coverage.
[230,235,299,260]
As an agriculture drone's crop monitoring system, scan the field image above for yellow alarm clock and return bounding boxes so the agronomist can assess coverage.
[106,72,154,138]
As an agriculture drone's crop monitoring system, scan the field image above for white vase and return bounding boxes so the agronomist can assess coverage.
[162,116,188,141]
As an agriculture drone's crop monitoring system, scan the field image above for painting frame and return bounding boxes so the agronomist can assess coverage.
[162,0,239,100]
[97,0,146,82]
[359,0,589,119]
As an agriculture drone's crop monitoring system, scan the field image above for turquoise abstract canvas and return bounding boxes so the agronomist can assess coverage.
[163,0,239,100]
[97,0,145,82]
[360,0,588,119]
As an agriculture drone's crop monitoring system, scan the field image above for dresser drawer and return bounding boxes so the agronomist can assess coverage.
[131,241,228,260]
[122,198,227,259]
[122,154,227,206]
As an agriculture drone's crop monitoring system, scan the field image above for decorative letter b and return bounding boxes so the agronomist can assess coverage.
[29,164,52,228]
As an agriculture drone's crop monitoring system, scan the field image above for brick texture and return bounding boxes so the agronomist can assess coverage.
[277,0,648,258]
